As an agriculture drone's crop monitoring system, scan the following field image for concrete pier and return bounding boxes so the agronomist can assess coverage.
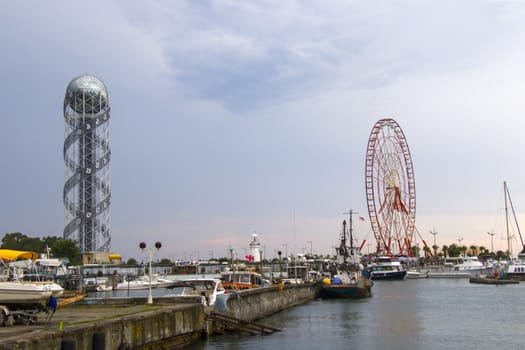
[0,283,321,349]
[0,298,203,350]
[216,283,321,321]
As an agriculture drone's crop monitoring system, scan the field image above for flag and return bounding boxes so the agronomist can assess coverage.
[359,216,366,222]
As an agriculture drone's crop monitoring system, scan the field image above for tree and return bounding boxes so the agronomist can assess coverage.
[1,232,45,252]
[126,258,138,266]
[423,245,431,258]
[447,244,461,257]
[432,245,439,257]
[442,245,449,258]
[51,239,81,265]
[460,246,468,257]
[469,245,478,256]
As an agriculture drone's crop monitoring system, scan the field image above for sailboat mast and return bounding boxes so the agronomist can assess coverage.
[504,181,525,253]
[504,181,511,255]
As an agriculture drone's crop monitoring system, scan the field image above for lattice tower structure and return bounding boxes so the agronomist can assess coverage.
[63,75,111,253]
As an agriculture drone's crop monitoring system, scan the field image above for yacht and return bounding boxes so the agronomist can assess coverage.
[114,276,160,290]
[369,256,407,280]
[452,256,487,275]
[505,252,525,280]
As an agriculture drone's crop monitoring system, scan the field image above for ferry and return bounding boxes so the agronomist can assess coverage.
[368,256,407,280]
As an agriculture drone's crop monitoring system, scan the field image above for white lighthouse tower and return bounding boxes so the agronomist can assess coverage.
[249,232,262,262]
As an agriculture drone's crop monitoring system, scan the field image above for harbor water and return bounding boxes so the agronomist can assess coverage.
[188,278,525,350]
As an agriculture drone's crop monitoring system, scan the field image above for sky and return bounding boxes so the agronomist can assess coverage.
[2,0,525,262]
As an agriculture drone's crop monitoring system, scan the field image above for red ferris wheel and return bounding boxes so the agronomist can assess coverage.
[365,118,416,256]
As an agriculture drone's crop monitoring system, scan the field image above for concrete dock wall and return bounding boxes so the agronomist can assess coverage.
[0,285,320,349]
[0,303,203,350]
[217,283,321,321]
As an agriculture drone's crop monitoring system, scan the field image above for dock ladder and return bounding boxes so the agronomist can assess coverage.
[206,312,281,335]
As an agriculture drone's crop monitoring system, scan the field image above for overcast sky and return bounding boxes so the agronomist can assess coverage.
[2,1,525,261]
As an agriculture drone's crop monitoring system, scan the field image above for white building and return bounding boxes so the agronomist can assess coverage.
[249,232,262,262]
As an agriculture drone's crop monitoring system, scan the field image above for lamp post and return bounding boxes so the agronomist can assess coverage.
[139,241,162,304]
[259,248,263,274]
[487,231,496,253]
[457,237,464,256]
[306,240,312,255]
[430,229,438,257]
[278,250,282,282]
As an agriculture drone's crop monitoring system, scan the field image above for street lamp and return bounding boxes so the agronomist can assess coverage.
[306,240,313,255]
[139,241,162,304]
[278,250,282,282]
[487,231,496,253]
[430,229,438,257]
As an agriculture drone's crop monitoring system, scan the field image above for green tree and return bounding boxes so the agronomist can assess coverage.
[447,244,461,257]
[442,245,449,258]
[51,239,81,265]
[1,232,45,252]
[126,258,138,266]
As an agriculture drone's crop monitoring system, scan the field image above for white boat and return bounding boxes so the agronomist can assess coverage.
[505,252,525,280]
[152,276,179,288]
[369,256,407,280]
[0,281,53,306]
[453,256,487,275]
[406,270,429,279]
[95,284,113,292]
[427,271,471,278]
[178,278,226,305]
[114,276,160,290]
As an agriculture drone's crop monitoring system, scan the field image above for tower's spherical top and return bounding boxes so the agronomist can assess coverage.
[64,74,108,114]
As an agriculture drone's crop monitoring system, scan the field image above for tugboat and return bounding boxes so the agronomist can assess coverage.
[321,211,373,298]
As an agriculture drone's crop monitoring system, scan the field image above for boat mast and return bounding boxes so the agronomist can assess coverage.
[504,181,525,254]
[343,210,358,250]
[504,181,511,255]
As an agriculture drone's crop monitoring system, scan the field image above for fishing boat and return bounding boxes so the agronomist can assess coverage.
[220,269,265,290]
[321,211,373,299]
[369,256,407,280]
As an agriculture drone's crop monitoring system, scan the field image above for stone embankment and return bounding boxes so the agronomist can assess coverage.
[0,283,321,349]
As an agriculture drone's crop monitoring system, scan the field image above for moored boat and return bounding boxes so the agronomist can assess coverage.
[220,270,264,290]
[406,270,429,279]
[178,278,226,305]
[469,276,519,285]
[452,256,488,276]
[0,281,53,306]
[369,256,407,280]
[114,276,160,290]
[321,211,373,299]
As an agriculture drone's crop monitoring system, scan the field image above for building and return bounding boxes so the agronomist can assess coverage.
[249,232,262,262]
[63,75,111,254]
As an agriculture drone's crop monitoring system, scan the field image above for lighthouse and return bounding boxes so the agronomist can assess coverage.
[249,232,262,262]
